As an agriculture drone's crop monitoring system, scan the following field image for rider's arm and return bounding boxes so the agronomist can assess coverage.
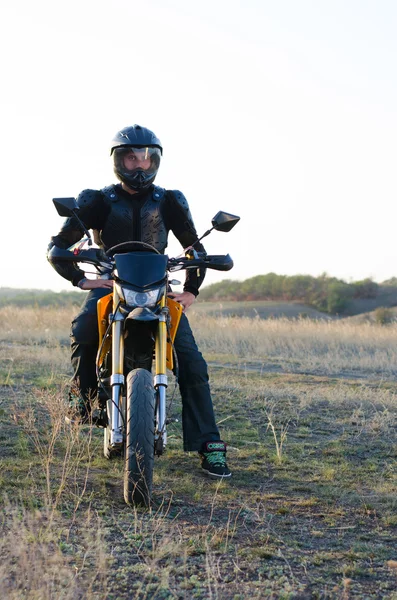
[47,189,108,286]
[164,190,206,296]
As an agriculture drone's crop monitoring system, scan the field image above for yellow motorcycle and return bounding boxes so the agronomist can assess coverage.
[49,197,239,505]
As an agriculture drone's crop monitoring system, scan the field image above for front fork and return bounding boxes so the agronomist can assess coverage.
[154,306,168,450]
[108,293,169,450]
[109,290,125,447]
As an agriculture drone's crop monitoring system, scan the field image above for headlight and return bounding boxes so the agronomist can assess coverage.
[116,284,163,308]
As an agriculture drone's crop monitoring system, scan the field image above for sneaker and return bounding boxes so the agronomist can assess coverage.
[199,441,232,479]
[65,392,90,425]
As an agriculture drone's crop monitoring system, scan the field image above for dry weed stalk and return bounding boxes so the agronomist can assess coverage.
[3,385,108,598]
[0,500,108,600]
[265,412,290,463]
[15,386,96,516]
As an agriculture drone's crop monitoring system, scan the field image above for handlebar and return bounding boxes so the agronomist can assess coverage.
[48,245,234,272]
[168,254,234,272]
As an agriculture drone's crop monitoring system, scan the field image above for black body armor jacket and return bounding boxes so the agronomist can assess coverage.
[48,184,206,296]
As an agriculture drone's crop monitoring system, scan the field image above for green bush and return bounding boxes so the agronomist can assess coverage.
[326,282,354,314]
[352,278,379,299]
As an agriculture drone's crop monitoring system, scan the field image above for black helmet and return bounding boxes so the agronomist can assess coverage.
[110,125,163,191]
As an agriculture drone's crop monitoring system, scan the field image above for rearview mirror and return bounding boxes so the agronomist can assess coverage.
[211,211,240,233]
[52,196,93,245]
[53,197,79,217]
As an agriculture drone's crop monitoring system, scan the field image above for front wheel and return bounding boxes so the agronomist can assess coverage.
[124,368,155,506]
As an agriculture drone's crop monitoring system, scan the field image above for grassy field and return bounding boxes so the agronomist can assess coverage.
[0,306,396,599]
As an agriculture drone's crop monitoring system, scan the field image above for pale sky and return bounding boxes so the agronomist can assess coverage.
[2,0,397,291]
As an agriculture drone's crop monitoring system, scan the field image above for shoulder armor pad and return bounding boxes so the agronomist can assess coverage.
[167,189,194,229]
[76,188,102,208]
[168,189,190,211]
[152,186,166,201]
[100,185,119,202]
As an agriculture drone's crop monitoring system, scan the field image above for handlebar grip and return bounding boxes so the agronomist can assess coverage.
[47,245,112,269]
[168,254,234,272]
[47,246,74,262]
[204,254,234,271]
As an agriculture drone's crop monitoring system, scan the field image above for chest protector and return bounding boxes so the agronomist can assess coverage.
[95,185,169,253]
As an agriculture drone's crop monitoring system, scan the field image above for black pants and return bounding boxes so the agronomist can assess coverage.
[70,289,220,451]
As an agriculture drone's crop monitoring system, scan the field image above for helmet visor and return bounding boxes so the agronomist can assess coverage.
[113,146,161,176]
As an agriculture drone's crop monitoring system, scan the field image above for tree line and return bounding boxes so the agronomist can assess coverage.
[2,275,397,315]
[0,288,83,308]
[198,274,393,314]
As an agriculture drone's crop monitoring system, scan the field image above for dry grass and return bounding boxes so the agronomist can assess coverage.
[3,306,397,375]
[0,305,396,598]
[0,306,75,344]
[190,311,397,377]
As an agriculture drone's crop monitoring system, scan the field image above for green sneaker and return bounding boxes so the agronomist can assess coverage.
[199,441,232,479]
[65,391,90,425]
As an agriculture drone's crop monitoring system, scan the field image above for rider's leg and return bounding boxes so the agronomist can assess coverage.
[173,314,220,452]
[70,289,109,415]
[174,315,231,477]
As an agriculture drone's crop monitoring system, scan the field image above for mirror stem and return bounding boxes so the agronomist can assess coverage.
[194,228,214,246]
[72,210,92,245]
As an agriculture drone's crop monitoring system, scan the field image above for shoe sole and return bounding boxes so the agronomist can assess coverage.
[65,416,90,426]
[201,468,232,479]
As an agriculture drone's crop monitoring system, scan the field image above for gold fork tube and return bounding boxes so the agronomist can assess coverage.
[155,317,167,377]
[155,299,168,444]
[112,319,124,375]
[110,288,124,445]
[155,295,168,377]
[112,286,125,374]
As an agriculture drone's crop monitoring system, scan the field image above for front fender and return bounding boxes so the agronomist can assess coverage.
[126,307,160,321]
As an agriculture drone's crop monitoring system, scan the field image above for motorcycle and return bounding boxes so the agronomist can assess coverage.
[49,196,239,506]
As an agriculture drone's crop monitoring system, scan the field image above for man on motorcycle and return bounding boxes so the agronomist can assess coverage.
[47,124,231,479]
